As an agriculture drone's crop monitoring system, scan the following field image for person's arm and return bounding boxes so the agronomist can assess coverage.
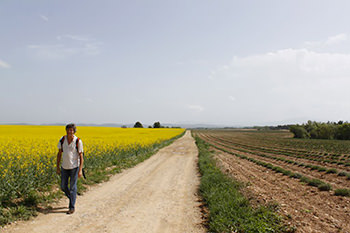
[78,152,84,178]
[56,149,62,175]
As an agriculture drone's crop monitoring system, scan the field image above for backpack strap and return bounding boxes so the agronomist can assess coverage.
[76,137,80,154]
[61,136,83,156]
[75,137,86,179]
[60,136,65,152]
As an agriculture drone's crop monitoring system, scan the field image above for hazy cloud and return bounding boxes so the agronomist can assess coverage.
[187,105,204,112]
[0,59,10,68]
[212,48,350,81]
[228,96,236,102]
[57,34,92,42]
[208,46,350,123]
[40,15,49,22]
[326,33,348,45]
[28,35,101,59]
[304,33,348,48]
[85,98,94,103]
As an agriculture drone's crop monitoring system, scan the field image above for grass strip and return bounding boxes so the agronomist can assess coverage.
[334,189,350,197]
[195,136,293,233]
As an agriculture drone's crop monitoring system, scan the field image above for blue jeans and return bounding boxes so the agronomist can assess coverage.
[60,167,79,210]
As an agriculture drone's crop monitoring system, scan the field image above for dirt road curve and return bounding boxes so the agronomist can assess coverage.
[2,131,205,233]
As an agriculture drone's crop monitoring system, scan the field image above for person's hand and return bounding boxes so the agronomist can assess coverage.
[56,167,61,175]
[78,170,83,178]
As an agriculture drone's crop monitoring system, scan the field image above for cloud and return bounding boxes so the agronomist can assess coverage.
[228,96,236,102]
[57,34,91,42]
[212,48,350,82]
[326,33,348,45]
[28,35,101,59]
[304,33,348,48]
[208,45,350,123]
[0,59,10,68]
[187,105,204,112]
[85,98,94,103]
[40,15,49,22]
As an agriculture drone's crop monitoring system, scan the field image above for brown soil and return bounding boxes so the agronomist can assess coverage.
[210,134,350,172]
[209,144,350,233]
[204,135,350,190]
[204,133,350,172]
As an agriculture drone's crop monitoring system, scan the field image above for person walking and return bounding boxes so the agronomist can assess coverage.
[56,123,84,214]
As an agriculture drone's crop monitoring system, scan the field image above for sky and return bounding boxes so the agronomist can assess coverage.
[1,0,350,126]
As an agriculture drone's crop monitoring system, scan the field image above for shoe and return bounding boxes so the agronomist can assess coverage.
[66,208,75,214]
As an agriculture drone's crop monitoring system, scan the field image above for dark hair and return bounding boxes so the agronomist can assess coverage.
[66,123,77,133]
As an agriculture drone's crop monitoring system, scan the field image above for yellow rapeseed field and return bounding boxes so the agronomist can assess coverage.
[0,125,184,203]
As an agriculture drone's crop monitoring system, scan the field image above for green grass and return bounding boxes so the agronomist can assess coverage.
[326,168,338,174]
[194,136,293,233]
[334,189,350,197]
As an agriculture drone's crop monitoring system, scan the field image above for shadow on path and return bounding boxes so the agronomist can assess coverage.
[37,206,67,214]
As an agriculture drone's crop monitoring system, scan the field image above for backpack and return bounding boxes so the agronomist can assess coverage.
[60,136,86,179]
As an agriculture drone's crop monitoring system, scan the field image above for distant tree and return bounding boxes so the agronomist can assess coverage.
[337,123,350,140]
[153,122,161,128]
[290,125,309,139]
[121,125,127,128]
[317,123,336,139]
[134,121,143,128]
[148,125,152,128]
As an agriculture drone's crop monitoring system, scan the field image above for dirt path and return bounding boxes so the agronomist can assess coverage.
[2,131,205,233]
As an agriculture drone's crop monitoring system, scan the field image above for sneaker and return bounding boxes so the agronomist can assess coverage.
[67,208,75,214]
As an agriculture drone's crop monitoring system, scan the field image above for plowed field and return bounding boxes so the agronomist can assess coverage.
[195,129,350,233]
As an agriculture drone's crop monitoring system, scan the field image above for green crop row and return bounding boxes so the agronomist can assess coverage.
[201,137,341,194]
[206,135,350,181]
[208,134,350,167]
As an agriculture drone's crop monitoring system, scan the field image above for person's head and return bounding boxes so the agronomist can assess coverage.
[66,123,77,136]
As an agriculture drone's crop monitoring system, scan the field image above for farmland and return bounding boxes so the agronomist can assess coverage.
[0,125,184,225]
[194,129,350,232]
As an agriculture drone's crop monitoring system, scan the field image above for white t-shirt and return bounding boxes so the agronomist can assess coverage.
[57,135,83,170]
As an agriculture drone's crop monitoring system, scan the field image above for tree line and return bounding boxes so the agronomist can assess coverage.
[131,121,180,129]
[290,120,350,140]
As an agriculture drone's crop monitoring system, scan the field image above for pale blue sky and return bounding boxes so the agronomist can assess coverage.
[1,1,350,126]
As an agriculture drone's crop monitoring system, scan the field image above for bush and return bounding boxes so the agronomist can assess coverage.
[300,176,311,184]
[307,179,324,187]
[290,173,302,179]
[318,183,332,191]
[337,171,347,177]
[326,168,338,174]
[316,167,327,172]
[334,189,350,197]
